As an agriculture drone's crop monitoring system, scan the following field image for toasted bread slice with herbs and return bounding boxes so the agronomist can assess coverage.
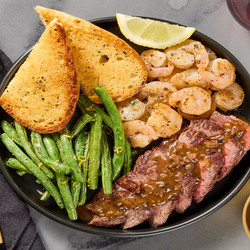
[0,19,79,133]
[35,6,147,103]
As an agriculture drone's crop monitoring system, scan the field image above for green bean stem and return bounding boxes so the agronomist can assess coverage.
[71,113,93,139]
[14,121,54,179]
[59,128,84,183]
[88,113,103,190]
[101,132,112,194]
[43,134,77,220]
[31,132,71,174]
[0,133,64,208]
[93,87,125,181]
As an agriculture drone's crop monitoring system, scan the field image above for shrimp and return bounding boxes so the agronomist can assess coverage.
[178,101,216,120]
[116,98,146,121]
[170,68,208,90]
[136,81,177,122]
[200,58,235,90]
[165,39,209,70]
[158,67,184,83]
[123,120,158,148]
[213,82,244,111]
[169,87,212,115]
[147,103,183,138]
[206,47,217,61]
[141,49,174,78]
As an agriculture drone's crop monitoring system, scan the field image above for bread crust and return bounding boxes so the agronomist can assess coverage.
[35,6,147,103]
[0,19,79,133]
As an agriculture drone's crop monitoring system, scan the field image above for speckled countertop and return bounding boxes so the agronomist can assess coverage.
[0,0,249,249]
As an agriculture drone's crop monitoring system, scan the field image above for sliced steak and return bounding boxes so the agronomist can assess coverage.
[88,215,126,227]
[176,173,196,213]
[149,200,177,227]
[84,112,250,229]
[193,152,224,203]
[218,138,243,180]
[122,207,150,229]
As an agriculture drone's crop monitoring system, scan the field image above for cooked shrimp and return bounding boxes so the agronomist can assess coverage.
[170,68,208,90]
[199,58,235,90]
[178,101,216,120]
[158,67,184,83]
[116,98,146,121]
[123,120,158,148]
[138,81,177,103]
[141,49,174,78]
[169,87,212,115]
[165,39,209,70]
[213,82,244,111]
[147,103,183,138]
[141,49,167,68]
[206,47,217,61]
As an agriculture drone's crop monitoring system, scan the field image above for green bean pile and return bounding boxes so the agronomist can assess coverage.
[0,87,133,220]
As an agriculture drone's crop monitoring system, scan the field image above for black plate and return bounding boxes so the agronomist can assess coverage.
[0,17,250,237]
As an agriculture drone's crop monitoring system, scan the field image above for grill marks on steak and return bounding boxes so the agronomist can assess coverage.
[80,112,250,229]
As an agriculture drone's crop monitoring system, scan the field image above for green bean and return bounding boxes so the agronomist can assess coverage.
[31,132,71,174]
[36,179,42,184]
[88,113,103,190]
[93,87,125,181]
[43,135,61,162]
[67,108,81,130]
[40,190,50,201]
[78,95,133,177]
[76,100,87,115]
[74,128,86,158]
[5,158,32,173]
[59,127,84,183]
[78,134,90,205]
[71,113,93,139]
[101,132,112,194]
[43,134,77,220]
[123,139,132,175]
[0,133,64,208]
[71,178,81,208]
[16,170,27,176]
[1,120,22,146]
[78,95,112,127]
[14,121,54,179]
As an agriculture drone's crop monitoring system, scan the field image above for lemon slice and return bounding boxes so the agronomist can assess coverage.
[116,13,195,49]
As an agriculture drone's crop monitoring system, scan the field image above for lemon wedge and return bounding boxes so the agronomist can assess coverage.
[116,13,195,49]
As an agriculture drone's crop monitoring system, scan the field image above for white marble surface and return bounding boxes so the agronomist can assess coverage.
[0,0,250,249]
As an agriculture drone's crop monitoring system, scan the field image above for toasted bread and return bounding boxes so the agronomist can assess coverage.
[0,19,79,133]
[35,6,147,103]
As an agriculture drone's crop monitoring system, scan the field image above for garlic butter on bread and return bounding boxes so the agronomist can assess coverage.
[0,19,79,133]
[35,6,147,104]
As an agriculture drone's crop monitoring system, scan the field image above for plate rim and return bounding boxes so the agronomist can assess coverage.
[0,16,250,237]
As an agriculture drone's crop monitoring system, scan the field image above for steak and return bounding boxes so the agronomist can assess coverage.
[78,111,250,229]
